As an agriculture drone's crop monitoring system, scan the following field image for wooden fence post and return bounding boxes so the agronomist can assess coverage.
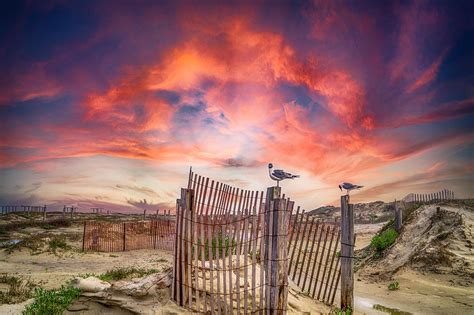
[394,199,402,233]
[123,222,126,251]
[340,195,354,310]
[264,186,288,313]
[82,221,86,252]
[43,205,47,221]
[143,209,147,220]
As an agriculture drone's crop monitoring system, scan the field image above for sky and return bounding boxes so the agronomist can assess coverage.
[0,0,473,213]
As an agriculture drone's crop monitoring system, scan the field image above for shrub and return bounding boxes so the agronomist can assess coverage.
[22,285,80,315]
[388,281,399,290]
[371,228,398,252]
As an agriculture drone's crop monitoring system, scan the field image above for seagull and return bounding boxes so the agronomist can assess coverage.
[268,163,299,186]
[339,182,363,195]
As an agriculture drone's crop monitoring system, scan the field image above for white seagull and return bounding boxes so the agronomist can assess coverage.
[339,182,363,195]
[268,163,299,186]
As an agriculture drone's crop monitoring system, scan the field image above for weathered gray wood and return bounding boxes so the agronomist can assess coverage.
[302,220,320,292]
[311,224,330,298]
[251,205,258,313]
[297,216,315,286]
[318,224,336,300]
[340,195,354,310]
[394,199,403,233]
[292,212,309,280]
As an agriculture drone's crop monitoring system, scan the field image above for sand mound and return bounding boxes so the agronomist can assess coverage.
[357,203,474,285]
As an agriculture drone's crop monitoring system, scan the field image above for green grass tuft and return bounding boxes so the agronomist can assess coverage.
[371,228,398,252]
[388,281,400,290]
[22,285,80,315]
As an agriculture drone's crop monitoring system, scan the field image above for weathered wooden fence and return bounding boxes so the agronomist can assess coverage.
[0,205,46,215]
[82,218,175,252]
[287,209,341,305]
[402,189,455,203]
[173,170,295,314]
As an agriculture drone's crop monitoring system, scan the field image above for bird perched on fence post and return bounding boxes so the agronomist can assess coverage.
[268,163,299,187]
[339,182,363,195]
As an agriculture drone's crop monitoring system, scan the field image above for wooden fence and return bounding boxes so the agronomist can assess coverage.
[402,189,455,203]
[287,209,341,305]
[172,170,343,313]
[82,219,175,252]
[173,169,296,314]
[0,205,46,215]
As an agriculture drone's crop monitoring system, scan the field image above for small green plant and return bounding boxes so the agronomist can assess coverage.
[49,236,71,255]
[22,285,81,315]
[0,274,35,304]
[371,228,398,252]
[388,281,399,290]
[332,306,352,315]
[98,267,158,281]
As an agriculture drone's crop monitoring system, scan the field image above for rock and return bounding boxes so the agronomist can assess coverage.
[67,302,89,311]
[71,276,111,292]
[113,268,172,297]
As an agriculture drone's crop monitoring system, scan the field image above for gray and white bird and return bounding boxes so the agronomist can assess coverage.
[268,163,299,186]
[339,182,363,195]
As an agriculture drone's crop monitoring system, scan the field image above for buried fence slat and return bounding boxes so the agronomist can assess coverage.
[297,216,315,287]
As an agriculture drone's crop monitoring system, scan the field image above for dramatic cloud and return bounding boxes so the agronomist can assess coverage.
[0,1,473,211]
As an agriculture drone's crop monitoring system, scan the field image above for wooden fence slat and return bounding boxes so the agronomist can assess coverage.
[292,212,309,280]
[302,220,320,292]
[297,216,315,286]
[318,225,336,300]
[312,225,330,298]
[206,215,215,313]
[324,228,341,303]
[288,208,304,278]
[251,205,258,314]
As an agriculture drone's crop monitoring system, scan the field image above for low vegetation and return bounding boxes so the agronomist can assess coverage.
[0,274,35,304]
[371,228,399,252]
[0,218,71,233]
[196,235,237,260]
[388,281,400,290]
[22,285,81,315]
[48,236,71,255]
[80,267,159,282]
[332,306,352,315]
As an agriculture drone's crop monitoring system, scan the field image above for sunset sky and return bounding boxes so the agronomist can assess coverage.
[1,0,473,213]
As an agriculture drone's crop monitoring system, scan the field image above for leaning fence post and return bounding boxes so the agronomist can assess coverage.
[341,195,354,310]
[394,199,402,233]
